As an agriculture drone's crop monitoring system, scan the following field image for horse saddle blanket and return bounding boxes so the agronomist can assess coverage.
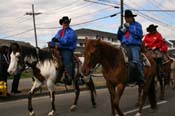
[121,47,151,67]
[146,49,163,59]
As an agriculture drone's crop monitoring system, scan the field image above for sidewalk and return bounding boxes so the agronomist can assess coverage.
[0,74,105,101]
[7,78,33,93]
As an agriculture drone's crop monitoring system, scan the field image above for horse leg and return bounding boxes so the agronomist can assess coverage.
[114,83,125,116]
[28,80,42,116]
[70,79,80,112]
[106,81,116,116]
[157,76,165,100]
[47,79,56,116]
[136,76,157,116]
[83,77,96,108]
[83,75,96,108]
[135,82,148,116]
[88,77,96,108]
[136,85,143,107]
[157,64,165,100]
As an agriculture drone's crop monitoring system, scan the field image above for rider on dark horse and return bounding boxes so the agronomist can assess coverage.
[117,10,145,86]
[143,24,170,82]
[143,24,169,64]
[48,16,77,85]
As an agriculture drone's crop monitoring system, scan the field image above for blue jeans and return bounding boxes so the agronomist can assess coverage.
[60,49,74,80]
[129,45,144,81]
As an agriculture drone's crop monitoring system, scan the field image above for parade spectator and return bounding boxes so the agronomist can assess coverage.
[117,10,144,86]
[11,73,21,94]
[0,46,9,96]
[0,46,9,83]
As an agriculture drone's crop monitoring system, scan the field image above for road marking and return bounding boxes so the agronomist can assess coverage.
[115,100,168,116]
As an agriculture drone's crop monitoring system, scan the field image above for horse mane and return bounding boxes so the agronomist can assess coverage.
[10,43,54,63]
[98,40,124,68]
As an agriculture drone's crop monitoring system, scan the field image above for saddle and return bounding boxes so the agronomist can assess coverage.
[121,46,151,67]
[146,49,163,59]
[50,47,83,85]
[120,46,150,85]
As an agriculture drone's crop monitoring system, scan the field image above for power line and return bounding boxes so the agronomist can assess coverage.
[131,9,175,12]
[0,29,33,39]
[84,0,119,8]
[36,12,119,30]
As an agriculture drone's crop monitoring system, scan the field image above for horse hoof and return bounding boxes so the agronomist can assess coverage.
[93,105,96,108]
[70,105,77,112]
[29,111,35,116]
[159,96,165,100]
[48,110,55,116]
[135,112,141,116]
[135,102,139,107]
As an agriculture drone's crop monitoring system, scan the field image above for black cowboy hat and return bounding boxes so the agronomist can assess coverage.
[124,10,137,17]
[146,24,158,32]
[59,16,71,25]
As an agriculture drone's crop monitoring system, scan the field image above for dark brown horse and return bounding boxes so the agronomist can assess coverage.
[144,48,173,100]
[82,38,157,116]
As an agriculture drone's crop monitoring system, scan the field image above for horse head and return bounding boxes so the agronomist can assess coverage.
[82,38,101,76]
[8,43,25,75]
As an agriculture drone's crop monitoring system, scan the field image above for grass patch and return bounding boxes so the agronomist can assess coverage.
[8,69,33,80]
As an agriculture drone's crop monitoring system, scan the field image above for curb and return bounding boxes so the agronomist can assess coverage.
[0,85,106,102]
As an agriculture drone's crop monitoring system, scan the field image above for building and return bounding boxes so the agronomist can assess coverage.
[0,39,33,47]
[75,28,120,54]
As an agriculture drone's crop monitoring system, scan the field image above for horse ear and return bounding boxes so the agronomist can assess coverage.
[85,36,89,46]
[97,38,101,44]
[85,36,89,41]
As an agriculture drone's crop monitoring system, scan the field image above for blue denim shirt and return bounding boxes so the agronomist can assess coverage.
[117,21,143,46]
[52,27,77,51]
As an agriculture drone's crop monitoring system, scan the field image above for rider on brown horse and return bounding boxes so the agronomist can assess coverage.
[143,24,169,64]
[117,10,144,86]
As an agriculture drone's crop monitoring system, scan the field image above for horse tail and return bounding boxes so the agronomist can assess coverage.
[148,75,157,109]
[86,76,97,96]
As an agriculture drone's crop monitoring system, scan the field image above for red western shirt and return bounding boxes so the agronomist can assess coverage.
[143,32,168,53]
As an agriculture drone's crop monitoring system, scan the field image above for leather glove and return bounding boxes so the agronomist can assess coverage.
[52,37,58,42]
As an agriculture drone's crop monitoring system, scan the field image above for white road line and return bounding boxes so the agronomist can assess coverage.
[115,100,168,116]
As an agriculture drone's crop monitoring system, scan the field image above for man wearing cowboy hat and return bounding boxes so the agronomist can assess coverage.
[143,24,169,64]
[117,10,144,86]
[49,16,77,85]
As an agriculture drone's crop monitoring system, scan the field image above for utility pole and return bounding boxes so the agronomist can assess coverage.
[120,0,124,26]
[26,4,42,48]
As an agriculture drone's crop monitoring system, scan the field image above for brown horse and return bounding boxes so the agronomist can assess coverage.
[82,38,157,116]
[144,48,173,100]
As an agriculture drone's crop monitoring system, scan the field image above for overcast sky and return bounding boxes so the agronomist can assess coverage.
[0,0,175,47]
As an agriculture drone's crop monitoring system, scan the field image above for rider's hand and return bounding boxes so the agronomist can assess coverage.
[119,25,127,33]
[52,37,58,42]
[144,43,148,47]
[152,47,156,50]
[124,23,130,28]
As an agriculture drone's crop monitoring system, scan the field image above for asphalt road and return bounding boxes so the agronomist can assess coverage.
[0,87,175,116]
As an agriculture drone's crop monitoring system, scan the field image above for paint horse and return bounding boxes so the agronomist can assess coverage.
[82,38,157,116]
[7,43,96,116]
